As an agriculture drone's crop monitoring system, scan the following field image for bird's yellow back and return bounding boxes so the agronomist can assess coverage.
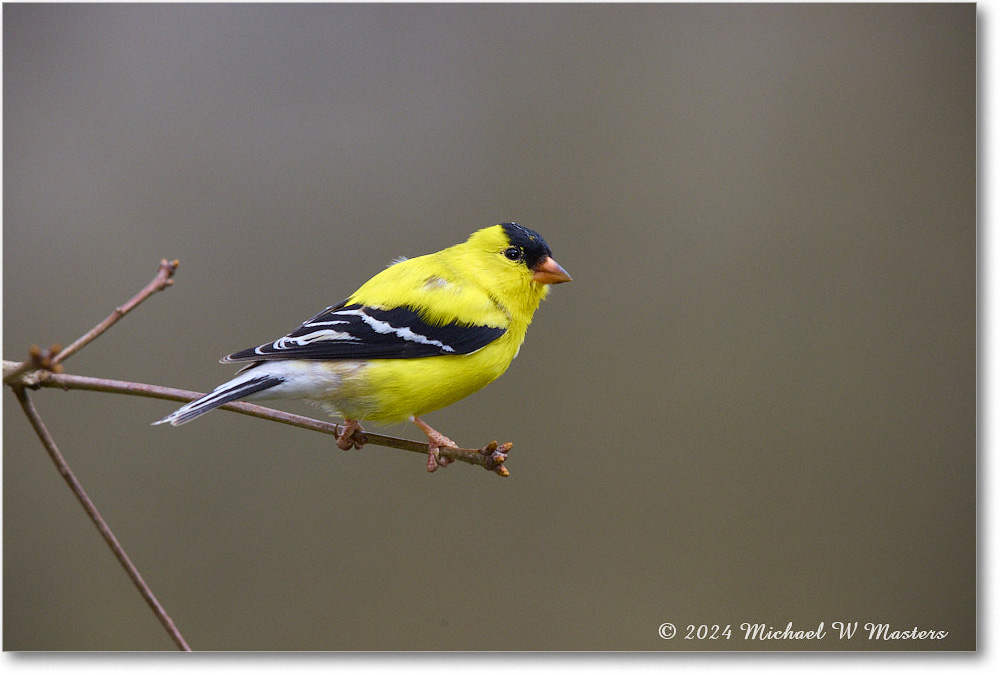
[348,224,550,337]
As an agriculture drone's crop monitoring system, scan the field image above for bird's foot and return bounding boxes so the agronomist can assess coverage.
[425,431,457,473]
[336,419,366,451]
[412,417,458,472]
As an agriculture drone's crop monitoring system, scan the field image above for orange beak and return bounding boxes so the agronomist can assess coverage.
[532,256,573,284]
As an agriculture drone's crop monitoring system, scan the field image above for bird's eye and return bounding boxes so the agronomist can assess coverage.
[503,247,523,262]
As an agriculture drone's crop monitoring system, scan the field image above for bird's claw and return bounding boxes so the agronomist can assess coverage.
[336,420,366,451]
[412,418,511,476]
[426,439,456,473]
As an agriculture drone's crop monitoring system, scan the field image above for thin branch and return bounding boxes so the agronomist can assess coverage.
[4,254,510,653]
[2,359,37,385]
[10,385,192,651]
[52,258,179,366]
[3,364,511,475]
[3,344,63,385]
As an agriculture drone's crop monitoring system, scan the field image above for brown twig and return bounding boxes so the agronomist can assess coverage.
[52,258,179,366]
[2,364,511,475]
[10,385,192,651]
[6,260,191,650]
[3,255,511,649]
[3,344,63,385]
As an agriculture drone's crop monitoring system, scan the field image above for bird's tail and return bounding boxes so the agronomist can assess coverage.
[153,372,284,426]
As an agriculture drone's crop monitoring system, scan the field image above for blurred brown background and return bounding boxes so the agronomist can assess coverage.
[3,4,975,650]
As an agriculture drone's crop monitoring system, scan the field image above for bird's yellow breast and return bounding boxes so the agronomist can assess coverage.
[333,328,524,423]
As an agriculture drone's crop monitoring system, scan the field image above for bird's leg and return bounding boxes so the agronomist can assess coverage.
[412,417,458,472]
[336,418,366,451]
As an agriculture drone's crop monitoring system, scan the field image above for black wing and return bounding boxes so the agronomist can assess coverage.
[222,301,506,363]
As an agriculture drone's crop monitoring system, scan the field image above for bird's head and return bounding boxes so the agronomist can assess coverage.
[455,222,571,318]
[468,222,571,283]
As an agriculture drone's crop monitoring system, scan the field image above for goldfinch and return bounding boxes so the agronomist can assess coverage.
[154,223,571,471]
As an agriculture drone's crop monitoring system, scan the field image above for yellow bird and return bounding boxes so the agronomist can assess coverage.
[154,223,571,471]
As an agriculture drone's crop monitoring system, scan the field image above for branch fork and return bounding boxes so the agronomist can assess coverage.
[5,256,517,649]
